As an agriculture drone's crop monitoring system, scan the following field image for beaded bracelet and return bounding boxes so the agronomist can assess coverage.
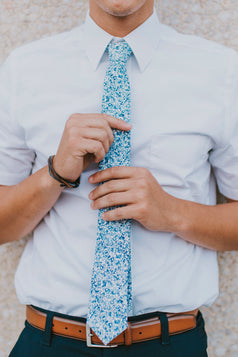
[48,155,80,188]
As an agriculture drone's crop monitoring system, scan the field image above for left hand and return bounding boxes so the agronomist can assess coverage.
[88,166,178,232]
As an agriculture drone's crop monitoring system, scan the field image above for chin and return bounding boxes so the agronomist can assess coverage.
[96,0,147,17]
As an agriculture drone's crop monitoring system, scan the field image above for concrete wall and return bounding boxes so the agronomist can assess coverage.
[0,1,238,356]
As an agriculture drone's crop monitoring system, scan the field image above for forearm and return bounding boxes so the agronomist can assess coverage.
[0,165,63,244]
[172,197,238,251]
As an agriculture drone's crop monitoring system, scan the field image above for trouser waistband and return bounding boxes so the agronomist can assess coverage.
[26,305,199,347]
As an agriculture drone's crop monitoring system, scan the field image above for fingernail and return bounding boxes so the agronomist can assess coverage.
[89,192,93,199]
[90,202,94,208]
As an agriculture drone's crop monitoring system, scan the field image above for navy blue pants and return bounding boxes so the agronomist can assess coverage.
[9,307,208,357]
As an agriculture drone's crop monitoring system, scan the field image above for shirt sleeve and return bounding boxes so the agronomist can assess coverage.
[0,53,35,185]
[209,51,238,200]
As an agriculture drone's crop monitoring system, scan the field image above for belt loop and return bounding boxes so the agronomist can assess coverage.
[158,312,170,345]
[42,311,54,347]
[124,322,132,346]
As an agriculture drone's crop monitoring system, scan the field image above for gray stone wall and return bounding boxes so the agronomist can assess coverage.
[0,1,238,356]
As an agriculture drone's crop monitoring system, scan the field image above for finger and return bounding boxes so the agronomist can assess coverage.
[91,191,134,210]
[77,138,106,163]
[78,127,111,154]
[101,204,136,221]
[86,117,115,146]
[68,113,131,131]
[89,179,132,200]
[69,115,114,145]
[87,114,131,145]
[69,113,131,145]
[89,166,136,184]
[104,114,132,131]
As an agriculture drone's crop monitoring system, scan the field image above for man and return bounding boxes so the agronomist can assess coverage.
[1,0,238,355]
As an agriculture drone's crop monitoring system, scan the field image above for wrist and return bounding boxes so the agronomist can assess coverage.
[40,165,65,192]
[164,194,191,235]
[48,155,81,189]
[53,154,83,182]
[171,197,201,240]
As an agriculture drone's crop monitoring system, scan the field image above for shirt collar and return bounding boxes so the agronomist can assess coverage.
[83,9,161,72]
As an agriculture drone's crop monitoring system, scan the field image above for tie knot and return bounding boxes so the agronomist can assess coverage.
[107,41,132,65]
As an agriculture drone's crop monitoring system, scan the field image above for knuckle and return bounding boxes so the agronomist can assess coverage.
[116,209,123,219]
[100,130,108,142]
[107,194,115,205]
[142,167,148,174]
[101,114,109,126]
[107,180,115,191]
[68,114,75,121]
[137,167,144,175]
[68,135,78,149]
[137,190,146,201]
[139,178,148,190]
[139,202,148,216]
[66,114,84,130]
[77,135,83,143]
[138,167,149,177]
[68,126,77,137]
[77,136,84,148]
[68,113,78,122]
[65,118,73,130]
[110,166,119,176]
[144,168,151,178]
[102,113,108,121]
[93,141,101,152]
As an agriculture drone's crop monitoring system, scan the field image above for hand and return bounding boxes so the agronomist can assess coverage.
[88,167,179,232]
[53,114,132,182]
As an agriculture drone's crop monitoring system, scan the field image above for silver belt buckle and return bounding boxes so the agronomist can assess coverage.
[86,323,118,348]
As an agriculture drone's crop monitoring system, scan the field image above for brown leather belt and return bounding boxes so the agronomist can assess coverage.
[26,305,198,347]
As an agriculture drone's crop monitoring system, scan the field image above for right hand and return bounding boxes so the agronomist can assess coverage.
[53,113,132,182]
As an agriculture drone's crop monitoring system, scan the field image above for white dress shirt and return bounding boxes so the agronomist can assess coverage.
[1,10,238,317]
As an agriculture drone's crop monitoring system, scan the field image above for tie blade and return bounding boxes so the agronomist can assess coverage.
[87,218,132,345]
[87,274,130,345]
[87,312,128,346]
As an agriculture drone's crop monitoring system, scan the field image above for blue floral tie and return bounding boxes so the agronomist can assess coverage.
[87,41,132,346]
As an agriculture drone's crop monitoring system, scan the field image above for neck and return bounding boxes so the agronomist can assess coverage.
[89,1,154,37]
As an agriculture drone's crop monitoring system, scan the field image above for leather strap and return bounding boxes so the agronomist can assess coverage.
[26,305,198,346]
